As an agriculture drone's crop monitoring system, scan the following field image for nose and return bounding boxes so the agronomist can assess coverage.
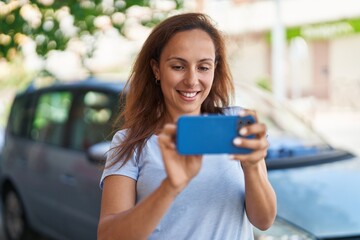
[183,68,198,87]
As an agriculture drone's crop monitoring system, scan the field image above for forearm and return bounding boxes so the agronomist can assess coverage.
[98,178,179,240]
[243,160,277,230]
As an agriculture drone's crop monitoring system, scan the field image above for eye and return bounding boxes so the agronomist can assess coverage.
[198,66,210,72]
[172,65,184,71]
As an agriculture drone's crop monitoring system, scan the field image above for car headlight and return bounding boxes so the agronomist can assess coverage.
[254,218,317,240]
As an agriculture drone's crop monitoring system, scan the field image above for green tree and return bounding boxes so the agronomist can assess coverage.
[0,0,184,128]
[0,0,183,60]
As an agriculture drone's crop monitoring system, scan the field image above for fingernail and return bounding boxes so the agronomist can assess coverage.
[240,128,247,135]
[233,138,242,145]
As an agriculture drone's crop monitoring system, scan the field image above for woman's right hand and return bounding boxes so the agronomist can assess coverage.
[158,123,203,195]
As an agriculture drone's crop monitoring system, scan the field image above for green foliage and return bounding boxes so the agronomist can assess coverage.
[0,0,183,60]
[256,76,272,92]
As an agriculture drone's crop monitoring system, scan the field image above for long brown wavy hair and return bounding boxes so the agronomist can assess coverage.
[111,12,234,167]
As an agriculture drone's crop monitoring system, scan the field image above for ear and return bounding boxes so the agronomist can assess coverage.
[150,59,160,79]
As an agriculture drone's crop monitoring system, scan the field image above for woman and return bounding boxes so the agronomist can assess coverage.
[98,12,276,240]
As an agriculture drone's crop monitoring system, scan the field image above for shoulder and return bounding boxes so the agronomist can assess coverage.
[221,106,244,116]
[107,129,131,161]
[111,129,128,145]
[111,129,154,147]
[110,129,156,159]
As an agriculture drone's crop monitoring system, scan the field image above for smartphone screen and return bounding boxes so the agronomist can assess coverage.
[176,115,255,155]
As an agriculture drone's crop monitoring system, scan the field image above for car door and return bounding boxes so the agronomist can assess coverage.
[56,89,119,240]
[24,90,73,237]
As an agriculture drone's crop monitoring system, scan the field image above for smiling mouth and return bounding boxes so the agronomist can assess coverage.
[177,91,200,98]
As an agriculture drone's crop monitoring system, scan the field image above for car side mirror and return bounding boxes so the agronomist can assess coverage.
[86,141,111,164]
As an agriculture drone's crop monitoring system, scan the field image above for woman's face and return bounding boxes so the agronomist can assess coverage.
[152,29,216,121]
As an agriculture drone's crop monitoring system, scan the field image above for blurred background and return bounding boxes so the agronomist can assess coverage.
[1,1,360,239]
[1,0,360,154]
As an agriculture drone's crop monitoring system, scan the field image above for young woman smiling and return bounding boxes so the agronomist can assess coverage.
[98,13,276,240]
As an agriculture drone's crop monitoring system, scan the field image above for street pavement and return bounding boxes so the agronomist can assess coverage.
[0,207,6,239]
[0,206,50,240]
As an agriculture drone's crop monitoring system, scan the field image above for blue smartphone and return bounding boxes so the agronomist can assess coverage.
[176,115,256,155]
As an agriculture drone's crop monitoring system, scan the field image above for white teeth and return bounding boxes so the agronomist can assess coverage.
[180,91,197,98]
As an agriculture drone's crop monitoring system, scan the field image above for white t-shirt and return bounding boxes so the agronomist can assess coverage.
[100,107,254,240]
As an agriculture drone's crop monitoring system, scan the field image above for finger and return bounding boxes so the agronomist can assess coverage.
[233,136,269,151]
[163,123,176,135]
[239,123,267,138]
[160,123,177,144]
[158,132,176,149]
[238,108,258,122]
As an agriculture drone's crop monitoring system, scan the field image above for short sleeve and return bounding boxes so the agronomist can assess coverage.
[223,106,243,116]
[99,130,139,189]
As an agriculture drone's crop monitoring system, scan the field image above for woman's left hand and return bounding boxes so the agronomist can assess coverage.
[231,109,269,167]
[232,109,276,230]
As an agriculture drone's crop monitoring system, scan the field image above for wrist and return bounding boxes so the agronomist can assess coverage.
[241,159,269,182]
[161,178,186,198]
[241,161,262,174]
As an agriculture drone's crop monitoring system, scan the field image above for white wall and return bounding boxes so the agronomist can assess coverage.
[329,35,360,108]
[226,36,269,85]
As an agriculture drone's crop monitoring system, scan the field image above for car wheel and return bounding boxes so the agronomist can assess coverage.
[3,189,31,240]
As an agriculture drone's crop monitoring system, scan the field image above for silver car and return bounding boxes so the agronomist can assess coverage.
[0,79,125,240]
[235,83,360,239]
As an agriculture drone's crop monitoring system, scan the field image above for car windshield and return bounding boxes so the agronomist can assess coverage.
[234,82,335,163]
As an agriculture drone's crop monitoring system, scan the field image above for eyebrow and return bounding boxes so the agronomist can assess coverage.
[166,56,215,63]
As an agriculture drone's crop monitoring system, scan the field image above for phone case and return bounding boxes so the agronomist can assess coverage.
[176,115,256,155]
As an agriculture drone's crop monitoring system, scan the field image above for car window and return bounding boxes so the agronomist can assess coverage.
[68,91,118,151]
[235,84,322,144]
[30,91,72,146]
[234,82,334,163]
[8,95,33,137]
